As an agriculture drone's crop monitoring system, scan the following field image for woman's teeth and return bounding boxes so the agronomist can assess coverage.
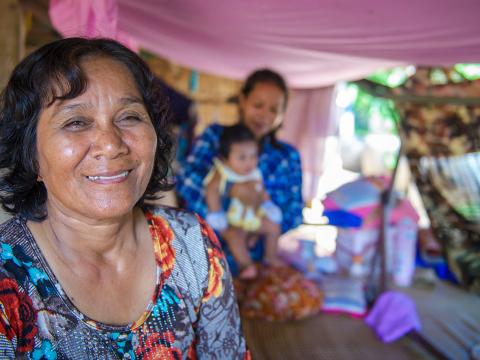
[87,171,129,181]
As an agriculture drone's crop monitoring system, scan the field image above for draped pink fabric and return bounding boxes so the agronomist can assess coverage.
[49,0,137,50]
[49,0,480,89]
[117,0,480,89]
[279,87,337,200]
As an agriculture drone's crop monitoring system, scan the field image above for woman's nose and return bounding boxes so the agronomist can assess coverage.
[258,107,269,119]
[90,125,129,160]
[259,109,275,124]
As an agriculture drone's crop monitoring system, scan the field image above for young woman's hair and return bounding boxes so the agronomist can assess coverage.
[241,68,288,108]
[0,37,173,221]
[219,123,257,159]
[240,68,288,147]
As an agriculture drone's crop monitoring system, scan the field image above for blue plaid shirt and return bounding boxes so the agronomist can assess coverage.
[176,124,303,233]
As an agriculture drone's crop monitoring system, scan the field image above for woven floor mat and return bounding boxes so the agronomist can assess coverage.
[242,313,437,360]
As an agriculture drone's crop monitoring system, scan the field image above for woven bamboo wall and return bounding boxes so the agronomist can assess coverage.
[144,54,242,134]
[0,0,24,90]
[0,0,24,222]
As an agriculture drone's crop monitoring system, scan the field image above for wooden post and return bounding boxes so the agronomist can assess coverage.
[0,0,24,90]
[0,0,23,222]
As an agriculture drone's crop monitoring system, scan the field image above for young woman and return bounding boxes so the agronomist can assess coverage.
[176,69,303,273]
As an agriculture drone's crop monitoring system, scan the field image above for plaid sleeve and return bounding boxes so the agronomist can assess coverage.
[280,147,304,233]
[176,125,222,218]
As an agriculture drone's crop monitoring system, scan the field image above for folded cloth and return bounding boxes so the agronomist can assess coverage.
[323,209,363,228]
[320,275,367,317]
[365,291,421,343]
[326,178,383,210]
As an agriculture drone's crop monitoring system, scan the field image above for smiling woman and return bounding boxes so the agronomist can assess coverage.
[35,57,158,221]
[0,38,249,359]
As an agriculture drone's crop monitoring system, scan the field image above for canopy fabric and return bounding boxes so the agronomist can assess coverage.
[50,0,480,89]
[49,0,137,51]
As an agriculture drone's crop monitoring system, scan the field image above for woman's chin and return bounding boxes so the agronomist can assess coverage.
[47,196,139,222]
[87,206,135,221]
[87,198,140,219]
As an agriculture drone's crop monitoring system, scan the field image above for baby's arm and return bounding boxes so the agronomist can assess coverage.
[204,170,228,232]
[260,184,271,203]
[205,170,222,212]
[259,183,283,225]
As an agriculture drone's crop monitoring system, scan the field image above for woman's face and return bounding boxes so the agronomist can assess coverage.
[36,57,157,220]
[239,82,286,140]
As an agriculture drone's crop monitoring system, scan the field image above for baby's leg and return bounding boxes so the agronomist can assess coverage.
[263,225,283,267]
[263,234,283,266]
[222,227,257,279]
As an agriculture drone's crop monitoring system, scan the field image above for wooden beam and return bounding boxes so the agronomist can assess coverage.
[18,0,50,28]
[355,79,480,106]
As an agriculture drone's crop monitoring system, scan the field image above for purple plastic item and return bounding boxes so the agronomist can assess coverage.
[365,291,421,343]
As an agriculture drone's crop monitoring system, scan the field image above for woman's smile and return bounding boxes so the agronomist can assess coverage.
[85,169,132,184]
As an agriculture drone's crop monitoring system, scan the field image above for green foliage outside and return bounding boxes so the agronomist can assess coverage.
[345,83,400,136]
[454,64,480,80]
[343,65,480,171]
[347,64,480,137]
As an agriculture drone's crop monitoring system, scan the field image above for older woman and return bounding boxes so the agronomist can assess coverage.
[0,38,248,359]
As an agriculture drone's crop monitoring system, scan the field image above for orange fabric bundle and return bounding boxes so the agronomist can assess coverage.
[235,265,323,321]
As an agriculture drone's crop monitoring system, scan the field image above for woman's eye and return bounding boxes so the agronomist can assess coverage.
[64,118,88,130]
[119,114,143,124]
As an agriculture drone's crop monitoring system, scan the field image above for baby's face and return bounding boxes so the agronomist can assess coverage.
[225,141,259,176]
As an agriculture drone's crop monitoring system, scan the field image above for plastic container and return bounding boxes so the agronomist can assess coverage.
[392,219,418,287]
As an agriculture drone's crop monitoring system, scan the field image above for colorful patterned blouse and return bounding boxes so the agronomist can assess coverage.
[176,124,304,234]
[0,206,249,359]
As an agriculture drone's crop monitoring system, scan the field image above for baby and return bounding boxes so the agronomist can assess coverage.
[204,124,283,279]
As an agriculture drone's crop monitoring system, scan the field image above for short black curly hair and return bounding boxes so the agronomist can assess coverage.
[0,37,174,221]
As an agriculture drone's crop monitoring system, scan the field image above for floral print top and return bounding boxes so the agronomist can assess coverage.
[0,206,249,359]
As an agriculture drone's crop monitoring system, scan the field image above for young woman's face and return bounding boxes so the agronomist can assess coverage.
[239,82,286,140]
[225,141,259,176]
[35,56,157,221]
